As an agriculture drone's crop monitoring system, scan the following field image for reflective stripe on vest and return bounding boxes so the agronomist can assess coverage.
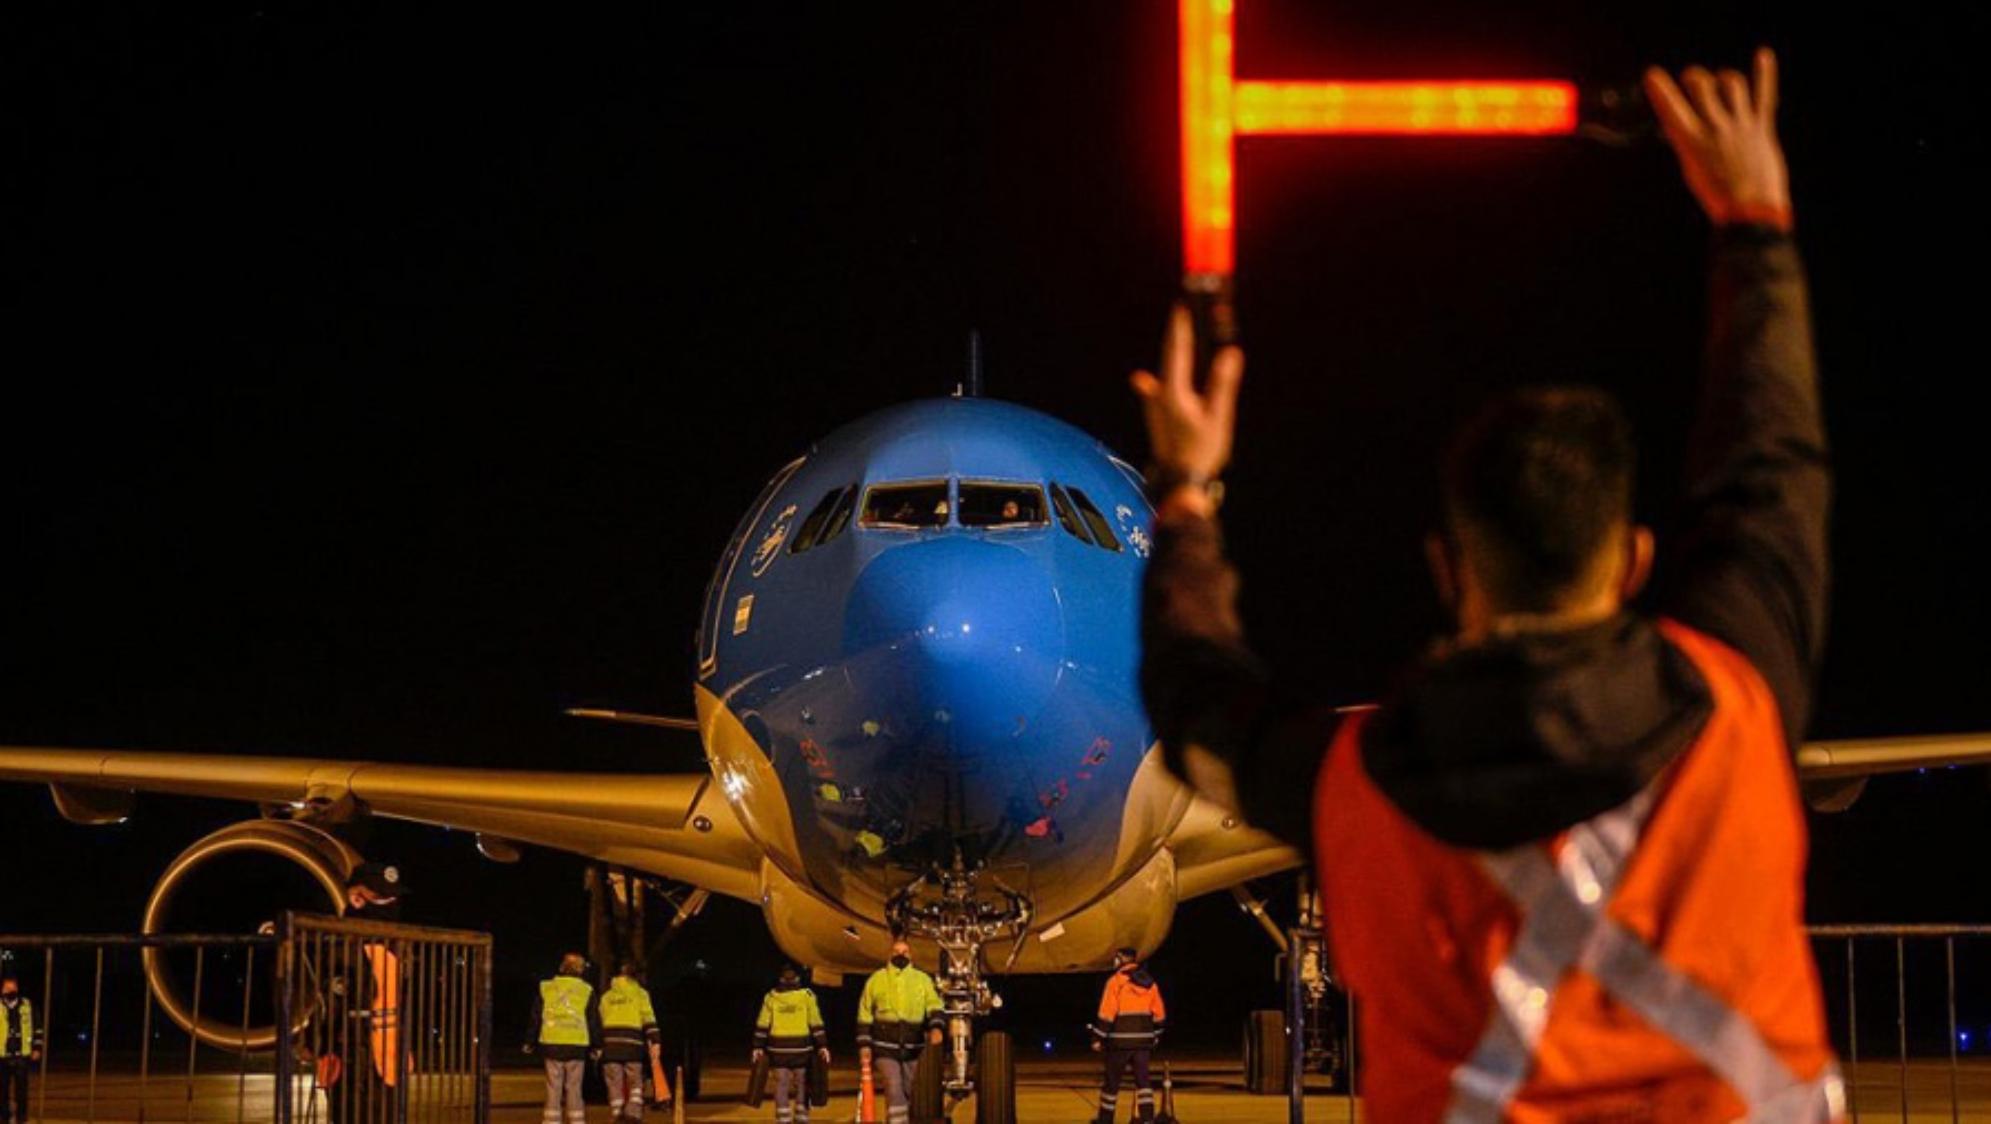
[539,977,593,1047]
[1314,619,1844,1123]
[1443,785,1843,1122]
[362,944,402,1086]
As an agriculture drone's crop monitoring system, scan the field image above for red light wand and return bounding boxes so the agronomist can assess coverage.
[1175,0,1580,353]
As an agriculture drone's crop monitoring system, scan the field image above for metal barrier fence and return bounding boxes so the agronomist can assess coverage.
[0,933,277,1124]
[1809,924,1991,1123]
[0,915,490,1124]
[1287,923,1991,1122]
[273,913,491,1124]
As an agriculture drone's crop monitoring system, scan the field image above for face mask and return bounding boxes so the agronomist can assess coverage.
[890,955,910,969]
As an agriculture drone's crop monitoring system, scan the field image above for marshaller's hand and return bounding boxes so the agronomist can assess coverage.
[1131,305,1244,503]
[1645,48,1791,227]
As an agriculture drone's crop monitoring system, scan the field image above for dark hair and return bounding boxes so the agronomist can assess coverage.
[1442,388,1635,613]
[618,960,643,979]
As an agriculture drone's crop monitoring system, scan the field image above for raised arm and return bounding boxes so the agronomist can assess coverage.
[1644,50,1829,746]
[1134,309,1342,849]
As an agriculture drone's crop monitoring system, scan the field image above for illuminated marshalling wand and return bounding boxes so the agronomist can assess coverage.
[1177,0,1579,344]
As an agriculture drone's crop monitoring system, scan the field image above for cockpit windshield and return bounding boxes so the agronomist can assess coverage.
[860,482,952,528]
[958,483,1047,528]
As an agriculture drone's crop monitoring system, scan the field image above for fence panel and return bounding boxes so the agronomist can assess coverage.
[2,916,489,1124]
[274,913,491,1124]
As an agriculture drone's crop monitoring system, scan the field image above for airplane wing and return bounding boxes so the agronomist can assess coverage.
[1796,732,1991,811]
[0,746,763,903]
[1796,733,1991,778]
[1164,731,1991,898]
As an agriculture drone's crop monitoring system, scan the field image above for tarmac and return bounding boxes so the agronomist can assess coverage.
[17,1056,1991,1122]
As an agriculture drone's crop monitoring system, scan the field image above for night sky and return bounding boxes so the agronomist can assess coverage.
[7,1,1989,1058]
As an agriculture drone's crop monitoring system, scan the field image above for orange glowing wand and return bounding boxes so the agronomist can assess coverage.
[1177,0,1579,340]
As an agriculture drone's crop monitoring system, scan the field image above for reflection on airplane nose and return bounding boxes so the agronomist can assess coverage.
[844,537,1065,753]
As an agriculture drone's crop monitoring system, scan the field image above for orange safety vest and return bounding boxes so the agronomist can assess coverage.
[361,944,402,1086]
[1314,620,1842,1122]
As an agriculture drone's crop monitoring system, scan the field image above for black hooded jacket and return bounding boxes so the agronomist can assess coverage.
[1141,225,1826,853]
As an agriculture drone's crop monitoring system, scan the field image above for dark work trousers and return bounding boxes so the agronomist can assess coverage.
[0,1059,29,1124]
[1097,1047,1154,1122]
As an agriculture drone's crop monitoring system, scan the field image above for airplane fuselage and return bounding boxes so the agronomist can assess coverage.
[692,398,1192,972]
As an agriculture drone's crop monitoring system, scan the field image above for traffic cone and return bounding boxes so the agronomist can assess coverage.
[856,1054,877,1122]
[650,1054,673,1111]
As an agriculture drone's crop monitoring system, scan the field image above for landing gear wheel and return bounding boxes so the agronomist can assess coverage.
[1243,1009,1288,1096]
[913,1049,948,1123]
[972,1031,1015,1124]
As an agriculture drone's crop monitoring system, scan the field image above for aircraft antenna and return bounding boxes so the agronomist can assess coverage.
[957,329,985,398]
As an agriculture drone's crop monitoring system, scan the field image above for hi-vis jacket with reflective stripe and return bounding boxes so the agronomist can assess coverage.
[598,976,660,1062]
[1092,966,1166,1048]
[0,997,39,1059]
[1317,621,1840,1123]
[533,975,600,1061]
[754,984,828,1067]
[855,965,944,1059]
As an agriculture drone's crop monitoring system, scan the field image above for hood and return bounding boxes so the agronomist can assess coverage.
[1362,614,1712,850]
[1118,965,1156,989]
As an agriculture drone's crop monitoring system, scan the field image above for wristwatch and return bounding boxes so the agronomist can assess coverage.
[1145,466,1225,513]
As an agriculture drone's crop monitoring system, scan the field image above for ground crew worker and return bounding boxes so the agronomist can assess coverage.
[855,939,943,1124]
[599,961,666,1122]
[1090,948,1165,1123]
[526,953,602,1124]
[752,964,829,1124]
[322,862,408,1123]
[0,975,42,1124]
[1135,50,1843,1122]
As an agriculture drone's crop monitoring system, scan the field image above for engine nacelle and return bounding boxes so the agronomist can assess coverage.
[142,820,360,1049]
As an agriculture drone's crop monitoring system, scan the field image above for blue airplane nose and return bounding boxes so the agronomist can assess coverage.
[844,537,1065,753]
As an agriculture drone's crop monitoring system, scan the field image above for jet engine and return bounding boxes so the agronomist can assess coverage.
[141,820,360,1049]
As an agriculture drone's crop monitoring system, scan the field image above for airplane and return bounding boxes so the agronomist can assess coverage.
[5,389,1991,1120]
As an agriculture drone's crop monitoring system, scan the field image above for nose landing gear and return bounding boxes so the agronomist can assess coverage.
[887,857,1033,1124]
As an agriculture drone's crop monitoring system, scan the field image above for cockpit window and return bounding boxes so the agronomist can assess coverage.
[958,483,1047,528]
[819,485,858,544]
[1065,486,1122,552]
[789,485,850,555]
[1048,484,1092,544]
[860,481,952,528]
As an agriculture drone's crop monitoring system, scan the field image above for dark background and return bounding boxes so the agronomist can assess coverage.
[6,0,1988,1063]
